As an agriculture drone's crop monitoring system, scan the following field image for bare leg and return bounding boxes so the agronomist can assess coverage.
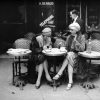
[58,58,68,75]
[68,64,73,84]
[66,64,73,90]
[43,60,52,82]
[66,52,75,90]
[53,51,75,80]
[35,63,43,87]
[53,58,68,80]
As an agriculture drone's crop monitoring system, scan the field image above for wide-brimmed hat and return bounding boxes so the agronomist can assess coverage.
[42,27,51,36]
[69,22,80,32]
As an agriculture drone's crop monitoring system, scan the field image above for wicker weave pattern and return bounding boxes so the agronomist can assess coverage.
[91,40,100,52]
[13,38,31,61]
[14,38,31,49]
[90,39,100,64]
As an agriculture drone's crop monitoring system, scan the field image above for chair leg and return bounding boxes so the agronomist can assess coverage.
[19,63,21,76]
[15,63,17,76]
[18,57,21,76]
[12,62,18,85]
[12,62,15,85]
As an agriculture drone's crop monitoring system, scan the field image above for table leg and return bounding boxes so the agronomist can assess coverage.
[53,62,57,91]
[87,59,91,81]
[12,62,15,85]
[52,57,61,91]
[18,56,21,76]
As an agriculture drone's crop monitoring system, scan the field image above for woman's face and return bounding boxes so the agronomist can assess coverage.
[70,29,76,36]
[42,32,51,40]
[42,32,52,47]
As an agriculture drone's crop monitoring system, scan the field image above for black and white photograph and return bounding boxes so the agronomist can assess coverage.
[0,0,100,100]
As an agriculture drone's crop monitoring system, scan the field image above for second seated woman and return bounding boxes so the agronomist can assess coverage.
[53,22,86,90]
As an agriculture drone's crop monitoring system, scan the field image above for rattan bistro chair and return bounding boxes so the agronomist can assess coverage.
[87,39,100,77]
[12,38,31,85]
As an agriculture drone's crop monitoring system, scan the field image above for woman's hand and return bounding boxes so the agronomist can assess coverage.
[43,45,47,50]
[73,35,81,46]
[73,34,77,41]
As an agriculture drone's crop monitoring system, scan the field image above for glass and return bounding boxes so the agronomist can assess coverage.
[86,37,92,53]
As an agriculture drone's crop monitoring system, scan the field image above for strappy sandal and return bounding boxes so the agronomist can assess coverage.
[66,83,73,91]
[53,74,62,80]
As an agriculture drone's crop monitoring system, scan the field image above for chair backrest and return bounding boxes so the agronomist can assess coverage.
[90,39,100,64]
[91,39,100,52]
[24,32,35,41]
[14,38,31,49]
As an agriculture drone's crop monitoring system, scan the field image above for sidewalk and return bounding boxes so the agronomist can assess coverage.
[0,54,100,100]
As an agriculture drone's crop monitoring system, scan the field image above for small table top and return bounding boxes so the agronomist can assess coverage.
[78,51,100,59]
[42,48,67,56]
[7,48,32,57]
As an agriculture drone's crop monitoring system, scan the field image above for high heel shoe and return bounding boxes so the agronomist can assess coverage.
[35,84,41,89]
[35,81,41,89]
[53,74,62,80]
[66,83,73,91]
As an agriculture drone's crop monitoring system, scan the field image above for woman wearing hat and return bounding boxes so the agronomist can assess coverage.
[53,22,86,90]
[28,27,53,89]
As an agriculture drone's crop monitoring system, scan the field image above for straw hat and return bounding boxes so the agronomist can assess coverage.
[69,22,80,32]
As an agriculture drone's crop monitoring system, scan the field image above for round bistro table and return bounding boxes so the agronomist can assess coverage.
[78,51,100,92]
[42,48,67,91]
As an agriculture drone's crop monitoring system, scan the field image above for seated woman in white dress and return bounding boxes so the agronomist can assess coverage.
[53,22,86,90]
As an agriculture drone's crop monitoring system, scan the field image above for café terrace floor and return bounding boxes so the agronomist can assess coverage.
[0,53,100,100]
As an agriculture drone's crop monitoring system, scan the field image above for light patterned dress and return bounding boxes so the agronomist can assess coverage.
[65,33,86,68]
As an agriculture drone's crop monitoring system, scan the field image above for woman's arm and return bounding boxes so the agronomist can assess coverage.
[74,35,86,51]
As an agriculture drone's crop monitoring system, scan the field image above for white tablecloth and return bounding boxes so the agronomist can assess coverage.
[79,51,100,59]
[42,48,67,56]
[7,48,31,56]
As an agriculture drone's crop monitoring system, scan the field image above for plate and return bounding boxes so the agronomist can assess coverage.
[44,49,51,53]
